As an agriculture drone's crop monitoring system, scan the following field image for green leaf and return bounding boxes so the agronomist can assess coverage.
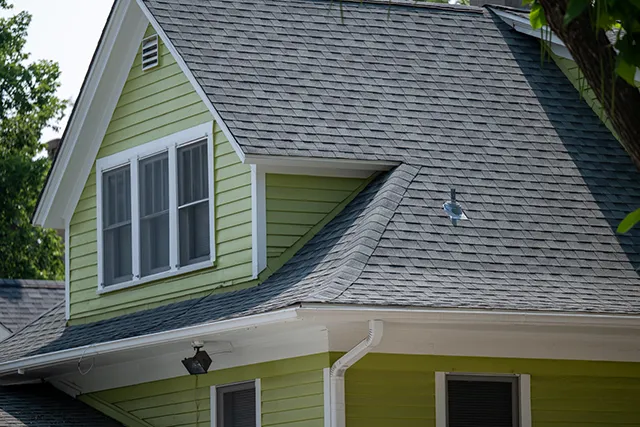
[615,56,638,86]
[563,0,589,26]
[530,3,547,30]
[618,208,640,234]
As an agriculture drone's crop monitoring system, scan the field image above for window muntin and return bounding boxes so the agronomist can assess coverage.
[102,165,132,286]
[96,123,214,292]
[139,152,170,277]
[215,382,256,427]
[446,375,519,427]
[178,140,210,266]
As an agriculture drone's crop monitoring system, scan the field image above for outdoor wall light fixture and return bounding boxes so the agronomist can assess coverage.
[182,340,212,375]
[443,188,467,226]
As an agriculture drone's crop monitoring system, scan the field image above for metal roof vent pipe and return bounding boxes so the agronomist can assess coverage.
[330,319,384,427]
[443,188,467,226]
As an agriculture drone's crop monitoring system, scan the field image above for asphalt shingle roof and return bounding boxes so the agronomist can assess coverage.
[0,279,64,333]
[0,0,638,363]
[0,384,122,426]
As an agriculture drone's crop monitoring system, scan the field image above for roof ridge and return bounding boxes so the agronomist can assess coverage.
[304,164,421,302]
[0,301,65,346]
[334,0,484,14]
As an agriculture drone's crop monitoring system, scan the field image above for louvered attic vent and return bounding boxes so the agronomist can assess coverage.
[141,34,159,71]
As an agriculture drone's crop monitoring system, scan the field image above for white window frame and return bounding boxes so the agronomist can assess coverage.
[96,122,215,294]
[211,379,261,427]
[435,372,531,427]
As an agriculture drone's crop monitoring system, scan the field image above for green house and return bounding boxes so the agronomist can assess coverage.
[1,0,640,426]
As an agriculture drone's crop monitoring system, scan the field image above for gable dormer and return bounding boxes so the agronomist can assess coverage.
[36,3,386,324]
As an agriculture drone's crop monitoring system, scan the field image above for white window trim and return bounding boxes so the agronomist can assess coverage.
[96,122,215,294]
[435,371,531,427]
[210,379,261,427]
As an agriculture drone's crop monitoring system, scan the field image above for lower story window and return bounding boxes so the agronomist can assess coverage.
[436,373,530,427]
[213,381,258,427]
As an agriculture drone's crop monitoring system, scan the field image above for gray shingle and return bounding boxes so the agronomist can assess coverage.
[0,0,638,365]
[0,384,122,426]
[0,279,64,333]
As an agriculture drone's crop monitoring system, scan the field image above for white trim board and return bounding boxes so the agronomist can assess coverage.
[34,0,148,229]
[251,165,267,278]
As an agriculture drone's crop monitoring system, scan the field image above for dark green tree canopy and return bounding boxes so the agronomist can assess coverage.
[0,0,66,279]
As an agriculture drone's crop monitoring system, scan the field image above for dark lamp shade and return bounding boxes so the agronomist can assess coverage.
[182,349,212,375]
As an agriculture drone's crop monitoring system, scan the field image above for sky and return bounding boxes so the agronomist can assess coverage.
[4,0,114,142]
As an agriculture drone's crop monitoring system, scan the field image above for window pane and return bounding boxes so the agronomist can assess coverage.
[179,200,210,265]
[178,140,208,205]
[217,384,256,427]
[178,140,210,266]
[139,153,170,276]
[447,378,516,427]
[102,166,132,286]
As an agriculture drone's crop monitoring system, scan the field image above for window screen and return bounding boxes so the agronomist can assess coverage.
[447,376,518,427]
[178,140,210,266]
[216,382,256,427]
[139,152,170,276]
[102,165,132,286]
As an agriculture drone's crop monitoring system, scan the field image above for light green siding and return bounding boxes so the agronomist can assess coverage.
[68,27,253,323]
[82,353,330,427]
[342,353,640,427]
[266,174,366,265]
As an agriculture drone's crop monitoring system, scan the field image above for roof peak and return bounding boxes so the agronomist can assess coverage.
[0,279,64,289]
[333,0,484,14]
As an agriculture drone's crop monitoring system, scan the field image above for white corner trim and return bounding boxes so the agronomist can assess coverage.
[520,374,532,427]
[434,372,446,427]
[210,385,217,427]
[64,221,70,320]
[323,367,331,427]
[134,0,246,164]
[255,378,262,427]
[251,165,267,279]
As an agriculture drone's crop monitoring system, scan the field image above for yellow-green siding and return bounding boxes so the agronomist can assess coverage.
[68,28,252,323]
[265,174,366,266]
[82,353,330,427]
[343,353,640,427]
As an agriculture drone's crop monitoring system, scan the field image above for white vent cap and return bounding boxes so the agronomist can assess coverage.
[141,34,159,71]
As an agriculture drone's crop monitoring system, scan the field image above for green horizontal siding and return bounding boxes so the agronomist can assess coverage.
[84,353,330,427]
[341,353,640,427]
[67,27,252,323]
[266,174,366,264]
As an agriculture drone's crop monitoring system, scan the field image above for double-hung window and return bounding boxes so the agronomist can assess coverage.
[212,381,260,427]
[96,123,215,292]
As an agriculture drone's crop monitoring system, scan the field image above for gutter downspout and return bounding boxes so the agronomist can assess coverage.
[330,319,384,427]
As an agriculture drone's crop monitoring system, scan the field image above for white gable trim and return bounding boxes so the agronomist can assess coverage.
[34,0,148,229]
[134,0,246,164]
[492,8,640,82]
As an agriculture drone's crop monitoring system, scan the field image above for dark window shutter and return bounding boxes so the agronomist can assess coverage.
[447,378,517,427]
[217,383,256,427]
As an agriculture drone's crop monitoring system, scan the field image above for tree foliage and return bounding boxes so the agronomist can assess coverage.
[0,0,66,279]
[528,0,640,232]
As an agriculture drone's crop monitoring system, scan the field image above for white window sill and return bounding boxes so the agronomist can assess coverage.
[97,258,215,295]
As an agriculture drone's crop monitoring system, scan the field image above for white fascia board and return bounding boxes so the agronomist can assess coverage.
[0,307,299,376]
[492,8,640,83]
[134,0,246,164]
[34,0,148,229]
[297,303,640,329]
